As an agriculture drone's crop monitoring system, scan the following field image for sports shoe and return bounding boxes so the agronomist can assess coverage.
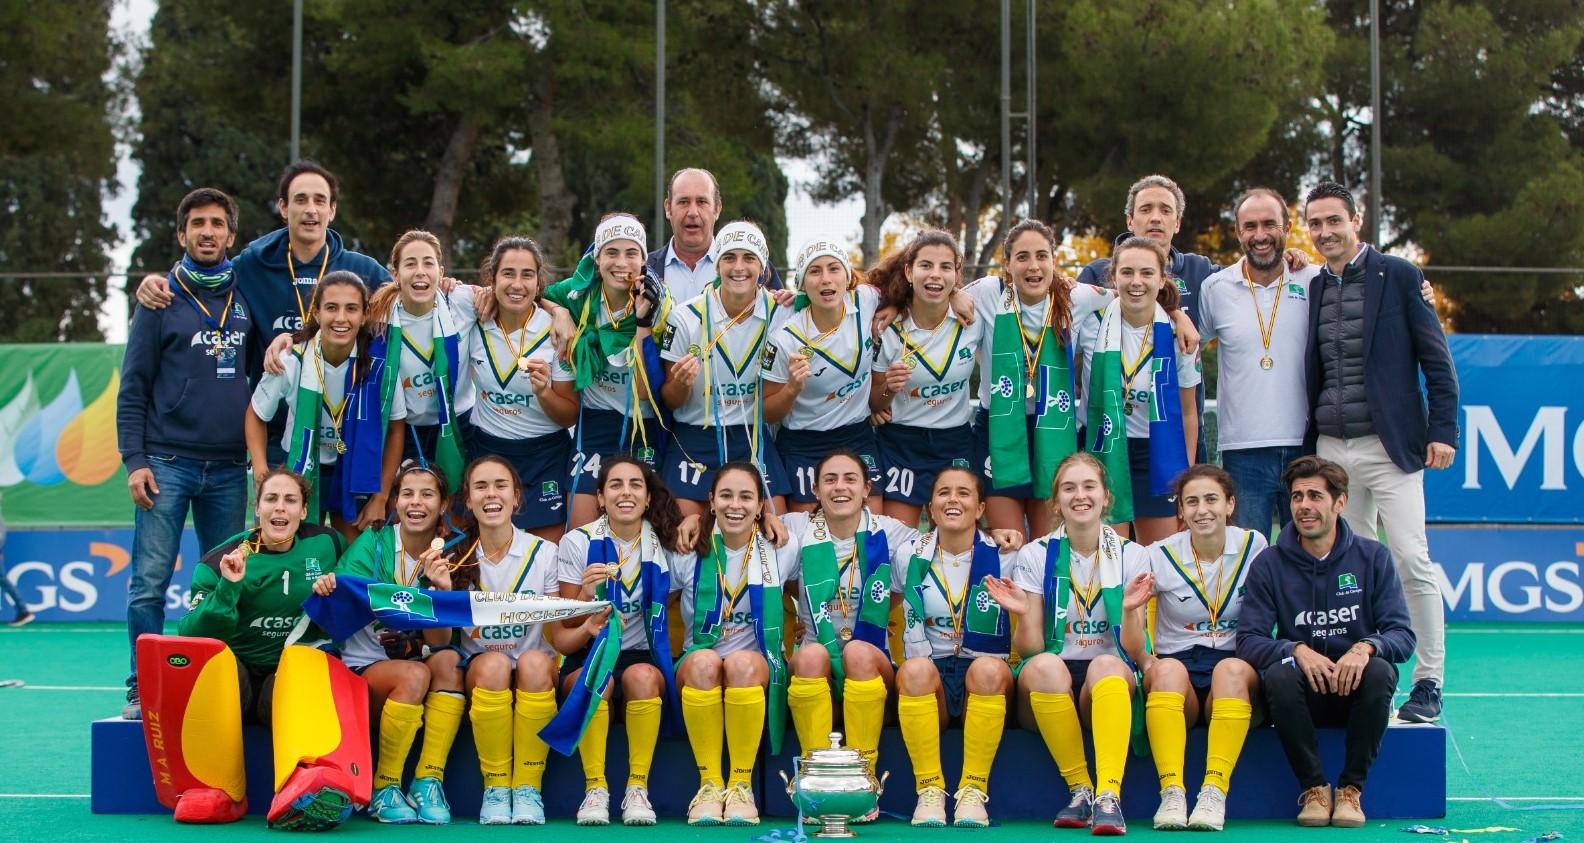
[1153,784,1188,830]
[1054,785,1095,828]
[723,781,760,826]
[172,786,247,824]
[577,786,611,826]
[1397,680,1442,723]
[267,768,353,831]
[1091,791,1126,835]
[408,777,450,825]
[1187,784,1227,831]
[367,784,418,824]
[1296,785,1331,827]
[478,786,512,825]
[953,785,990,828]
[688,783,725,826]
[121,685,141,721]
[911,786,948,827]
[621,785,656,826]
[1331,785,1366,828]
[8,611,33,627]
[510,785,544,825]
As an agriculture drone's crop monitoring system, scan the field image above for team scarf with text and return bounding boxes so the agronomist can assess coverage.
[797,509,890,691]
[302,576,609,641]
[987,281,1077,497]
[684,528,788,753]
[285,338,392,521]
[897,530,1009,659]
[1085,298,1188,523]
[370,298,464,492]
[540,516,682,754]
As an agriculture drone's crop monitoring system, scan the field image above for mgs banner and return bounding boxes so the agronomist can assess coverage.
[0,343,130,526]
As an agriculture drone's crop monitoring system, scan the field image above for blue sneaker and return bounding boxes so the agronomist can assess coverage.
[1055,785,1094,828]
[479,786,512,825]
[1091,791,1126,836]
[408,777,451,825]
[368,784,418,824]
[511,785,545,825]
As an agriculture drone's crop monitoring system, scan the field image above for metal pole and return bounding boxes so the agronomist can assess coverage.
[1000,0,1012,228]
[654,0,666,251]
[1369,0,1383,245]
[1025,0,1036,219]
[290,0,302,161]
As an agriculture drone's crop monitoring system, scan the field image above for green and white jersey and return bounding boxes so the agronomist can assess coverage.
[780,510,917,646]
[1012,535,1149,662]
[890,536,1018,659]
[671,538,799,657]
[457,529,559,662]
[179,524,344,669]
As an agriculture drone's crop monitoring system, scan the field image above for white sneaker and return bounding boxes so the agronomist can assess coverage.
[1153,784,1189,830]
[621,786,657,826]
[911,786,948,827]
[1188,784,1227,831]
[575,787,610,825]
[952,785,990,828]
[722,781,760,826]
[478,786,512,825]
[509,785,544,825]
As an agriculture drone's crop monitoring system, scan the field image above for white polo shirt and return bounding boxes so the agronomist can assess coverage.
[1197,259,1316,450]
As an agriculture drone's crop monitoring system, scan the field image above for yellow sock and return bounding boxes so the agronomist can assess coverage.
[1029,691,1092,789]
[723,686,766,787]
[625,697,663,789]
[580,699,610,790]
[1145,691,1186,791]
[1091,676,1132,796]
[842,677,888,767]
[416,691,465,782]
[511,689,557,789]
[959,692,1006,792]
[469,687,513,788]
[374,699,424,788]
[898,693,943,790]
[1204,698,1253,792]
[681,685,724,787]
[787,675,833,753]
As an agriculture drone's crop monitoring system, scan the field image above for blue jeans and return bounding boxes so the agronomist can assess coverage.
[1221,445,1304,537]
[127,455,248,685]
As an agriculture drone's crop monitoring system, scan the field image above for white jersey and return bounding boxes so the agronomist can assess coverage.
[251,346,409,467]
[457,530,559,661]
[1077,317,1201,439]
[671,535,800,657]
[660,287,790,427]
[968,277,1113,414]
[393,300,476,427]
[556,524,680,652]
[872,308,982,428]
[891,533,1019,659]
[762,286,880,431]
[1146,528,1265,655]
[1013,535,1149,662]
[453,293,573,440]
[779,510,918,645]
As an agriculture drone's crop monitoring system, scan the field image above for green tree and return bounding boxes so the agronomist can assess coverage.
[0,0,119,341]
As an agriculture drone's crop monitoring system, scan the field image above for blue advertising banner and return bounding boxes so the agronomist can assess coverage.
[2,528,202,622]
[1427,335,1584,524]
[1429,525,1584,622]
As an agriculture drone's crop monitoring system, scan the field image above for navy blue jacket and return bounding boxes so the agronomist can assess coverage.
[646,239,784,292]
[117,279,255,472]
[1236,518,1417,670]
[1304,246,1460,472]
[1075,232,1217,327]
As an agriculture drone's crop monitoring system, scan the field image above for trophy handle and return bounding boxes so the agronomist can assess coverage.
[876,770,889,797]
[779,769,795,796]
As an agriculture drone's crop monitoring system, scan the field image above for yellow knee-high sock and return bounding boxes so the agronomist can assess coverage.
[1091,676,1132,797]
[681,685,725,787]
[842,677,888,766]
[625,697,663,789]
[579,699,610,790]
[898,693,944,791]
[416,691,465,782]
[787,676,833,753]
[1145,691,1186,791]
[469,688,514,788]
[723,686,766,787]
[959,693,1006,792]
[511,689,558,789]
[1029,691,1092,789]
[1204,698,1252,792]
[374,699,425,788]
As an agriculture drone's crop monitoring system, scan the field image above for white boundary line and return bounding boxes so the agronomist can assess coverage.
[1447,796,1584,802]
[9,685,125,691]
[0,794,90,799]
[1448,628,1584,634]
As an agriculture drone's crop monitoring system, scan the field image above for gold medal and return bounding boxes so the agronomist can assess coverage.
[838,626,853,642]
[687,343,702,358]
[516,356,532,374]
[904,356,918,369]
[335,439,348,455]
[800,346,816,359]
[1260,355,1274,370]
[1025,383,1036,400]
[429,538,445,553]
[237,542,251,560]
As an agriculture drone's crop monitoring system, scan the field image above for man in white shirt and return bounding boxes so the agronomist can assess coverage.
[644,168,782,302]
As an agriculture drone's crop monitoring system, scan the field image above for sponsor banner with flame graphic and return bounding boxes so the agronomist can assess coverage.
[3,527,204,621]
[0,344,130,525]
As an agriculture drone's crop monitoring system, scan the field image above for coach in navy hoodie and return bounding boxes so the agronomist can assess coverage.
[116,188,257,720]
[1237,455,1415,828]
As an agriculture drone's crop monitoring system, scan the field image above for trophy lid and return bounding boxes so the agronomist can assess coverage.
[801,732,867,772]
